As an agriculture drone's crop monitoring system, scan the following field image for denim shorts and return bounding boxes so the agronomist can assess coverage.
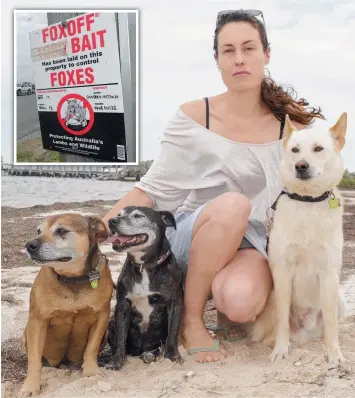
[166,202,257,274]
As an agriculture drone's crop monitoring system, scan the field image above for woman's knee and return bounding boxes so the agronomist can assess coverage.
[215,192,251,220]
[205,193,251,229]
[192,192,251,238]
[212,279,262,322]
[212,254,272,322]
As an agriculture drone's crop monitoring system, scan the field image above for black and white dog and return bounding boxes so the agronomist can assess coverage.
[106,206,184,370]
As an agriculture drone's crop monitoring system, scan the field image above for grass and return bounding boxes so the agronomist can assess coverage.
[16,137,61,163]
[16,150,38,162]
[16,149,61,163]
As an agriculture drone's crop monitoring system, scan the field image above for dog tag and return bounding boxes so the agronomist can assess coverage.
[141,351,155,364]
[328,197,341,209]
[90,280,99,289]
[89,269,100,289]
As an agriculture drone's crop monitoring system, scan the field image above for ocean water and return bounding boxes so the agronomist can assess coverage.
[3,177,354,209]
[1,176,135,208]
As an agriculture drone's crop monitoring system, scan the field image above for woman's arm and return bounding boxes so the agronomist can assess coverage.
[101,106,207,241]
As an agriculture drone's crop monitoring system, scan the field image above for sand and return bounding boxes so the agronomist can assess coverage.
[1,195,355,397]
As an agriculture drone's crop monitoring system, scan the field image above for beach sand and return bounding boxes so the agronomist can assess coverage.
[1,195,355,397]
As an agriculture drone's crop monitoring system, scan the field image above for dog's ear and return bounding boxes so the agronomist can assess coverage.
[88,217,108,242]
[159,211,176,230]
[283,114,298,148]
[330,112,347,151]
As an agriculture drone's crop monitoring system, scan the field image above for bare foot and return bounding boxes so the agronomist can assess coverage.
[181,315,232,363]
[213,312,247,341]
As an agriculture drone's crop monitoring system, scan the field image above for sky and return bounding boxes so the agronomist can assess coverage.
[1,0,355,171]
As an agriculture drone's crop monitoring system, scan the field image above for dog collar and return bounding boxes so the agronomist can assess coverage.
[136,249,172,273]
[156,249,172,265]
[271,190,336,210]
[285,190,333,203]
[266,189,340,254]
[56,252,106,289]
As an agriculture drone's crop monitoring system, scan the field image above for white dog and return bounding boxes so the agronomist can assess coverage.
[252,112,347,365]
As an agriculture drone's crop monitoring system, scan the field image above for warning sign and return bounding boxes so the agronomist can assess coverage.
[57,93,94,135]
[29,12,128,161]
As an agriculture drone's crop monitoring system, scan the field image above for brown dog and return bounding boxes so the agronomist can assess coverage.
[18,214,113,398]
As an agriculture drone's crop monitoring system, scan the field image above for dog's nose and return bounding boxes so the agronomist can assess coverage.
[108,218,118,228]
[295,160,309,172]
[25,239,40,253]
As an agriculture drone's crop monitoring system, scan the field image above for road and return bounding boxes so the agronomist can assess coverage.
[16,94,40,140]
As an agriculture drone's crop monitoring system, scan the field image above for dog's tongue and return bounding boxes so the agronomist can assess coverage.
[113,236,132,244]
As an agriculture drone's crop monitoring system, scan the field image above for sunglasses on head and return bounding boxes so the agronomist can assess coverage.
[217,9,266,28]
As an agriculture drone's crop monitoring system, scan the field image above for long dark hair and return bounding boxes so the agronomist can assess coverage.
[214,12,325,125]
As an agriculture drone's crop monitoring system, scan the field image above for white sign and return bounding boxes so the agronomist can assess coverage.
[29,12,124,113]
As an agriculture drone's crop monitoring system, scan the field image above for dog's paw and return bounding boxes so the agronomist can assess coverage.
[270,342,290,363]
[326,346,346,366]
[262,335,275,348]
[164,349,183,364]
[16,381,41,397]
[105,358,124,371]
[82,361,101,377]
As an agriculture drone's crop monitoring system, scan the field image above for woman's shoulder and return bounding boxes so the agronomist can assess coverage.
[179,98,206,126]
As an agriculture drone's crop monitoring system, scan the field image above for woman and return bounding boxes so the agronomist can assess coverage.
[102,10,324,363]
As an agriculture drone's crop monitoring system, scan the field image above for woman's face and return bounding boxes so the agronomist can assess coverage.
[215,21,270,92]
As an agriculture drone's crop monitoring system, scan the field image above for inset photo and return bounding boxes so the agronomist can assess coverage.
[14,10,138,164]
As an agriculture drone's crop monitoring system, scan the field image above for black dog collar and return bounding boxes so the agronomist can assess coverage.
[56,252,106,289]
[266,189,339,254]
[271,190,334,210]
